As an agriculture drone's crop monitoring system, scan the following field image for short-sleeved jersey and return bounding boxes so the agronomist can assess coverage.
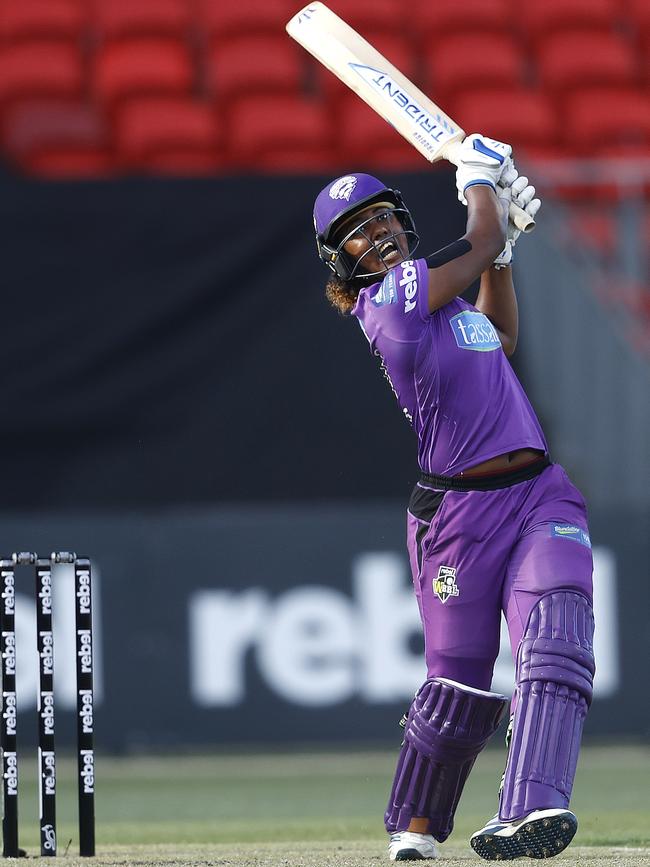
[351,257,547,476]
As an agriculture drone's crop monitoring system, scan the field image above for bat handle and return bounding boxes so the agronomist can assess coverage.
[509,200,535,234]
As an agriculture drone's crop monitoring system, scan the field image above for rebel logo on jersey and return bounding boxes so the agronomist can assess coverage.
[399,261,418,313]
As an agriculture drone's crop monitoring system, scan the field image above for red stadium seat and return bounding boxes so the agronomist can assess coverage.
[565,206,618,258]
[454,89,559,158]
[197,0,296,41]
[114,97,223,174]
[412,0,511,38]
[207,36,304,100]
[0,0,86,43]
[520,0,621,41]
[336,93,432,171]
[2,100,113,177]
[564,88,650,154]
[93,38,194,107]
[424,33,527,100]
[536,31,638,92]
[626,0,650,38]
[0,42,84,104]
[317,32,420,100]
[226,94,335,170]
[643,36,650,85]
[91,0,192,41]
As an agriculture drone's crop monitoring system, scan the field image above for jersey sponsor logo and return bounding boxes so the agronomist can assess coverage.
[372,271,397,306]
[550,524,591,548]
[329,175,358,201]
[399,260,418,312]
[433,565,459,604]
[449,311,501,352]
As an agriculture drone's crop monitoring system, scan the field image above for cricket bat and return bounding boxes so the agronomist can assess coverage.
[286,2,534,233]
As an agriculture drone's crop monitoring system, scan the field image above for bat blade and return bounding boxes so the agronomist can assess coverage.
[286,2,534,233]
[286,2,464,163]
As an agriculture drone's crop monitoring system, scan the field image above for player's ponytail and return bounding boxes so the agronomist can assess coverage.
[325,275,360,315]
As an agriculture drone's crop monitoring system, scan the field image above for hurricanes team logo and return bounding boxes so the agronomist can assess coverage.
[434,565,459,604]
[329,175,358,201]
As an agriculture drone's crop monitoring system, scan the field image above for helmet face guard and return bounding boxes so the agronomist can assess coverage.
[314,174,419,282]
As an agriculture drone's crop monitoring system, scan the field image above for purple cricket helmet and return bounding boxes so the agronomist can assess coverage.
[313,173,419,282]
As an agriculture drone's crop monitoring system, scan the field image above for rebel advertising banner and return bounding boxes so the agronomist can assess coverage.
[0,502,645,750]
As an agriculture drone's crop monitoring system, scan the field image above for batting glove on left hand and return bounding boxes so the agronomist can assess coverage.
[455,134,513,205]
[493,172,542,268]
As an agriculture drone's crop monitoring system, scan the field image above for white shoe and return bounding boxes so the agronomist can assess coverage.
[388,831,437,861]
[470,808,578,860]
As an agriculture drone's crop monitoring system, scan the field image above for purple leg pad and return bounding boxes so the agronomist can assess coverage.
[385,678,508,842]
[499,590,595,822]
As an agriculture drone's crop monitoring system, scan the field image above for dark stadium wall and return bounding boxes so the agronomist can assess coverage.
[0,170,482,509]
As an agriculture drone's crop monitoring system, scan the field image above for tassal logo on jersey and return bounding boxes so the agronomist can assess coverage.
[399,260,418,313]
[449,310,501,352]
[372,271,397,306]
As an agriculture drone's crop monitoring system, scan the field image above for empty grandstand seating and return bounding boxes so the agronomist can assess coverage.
[564,88,650,154]
[91,0,193,42]
[93,38,194,107]
[114,97,222,173]
[412,0,511,39]
[519,0,621,40]
[454,88,560,159]
[0,0,649,177]
[2,100,111,176]
[197,0,296,42]
[206,36,303,100]
[424,33,528,100]
[0,0,86,44]
[226,94,334,171]
[0,41,84,104]
[536,31,638,92]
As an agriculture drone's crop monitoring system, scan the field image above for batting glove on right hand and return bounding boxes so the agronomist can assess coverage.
[455,133,513,205]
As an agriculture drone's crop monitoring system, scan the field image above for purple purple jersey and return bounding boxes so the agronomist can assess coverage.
[351,257,547,475]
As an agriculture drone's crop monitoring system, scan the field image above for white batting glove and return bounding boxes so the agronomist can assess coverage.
[493,175,542,268]
[494,186,514,267]
[455,134,513,205]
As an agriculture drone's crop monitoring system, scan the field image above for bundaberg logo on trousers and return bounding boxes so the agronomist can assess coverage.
[434,565,459,604]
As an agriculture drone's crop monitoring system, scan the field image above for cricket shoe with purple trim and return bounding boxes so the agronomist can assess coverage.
[388,832,437,861]
[470,809,578,860]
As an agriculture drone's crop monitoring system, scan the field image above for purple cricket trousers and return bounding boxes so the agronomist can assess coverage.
[406,461,593,693]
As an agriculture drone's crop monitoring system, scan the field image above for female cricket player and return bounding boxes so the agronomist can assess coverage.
[312,135,595,862]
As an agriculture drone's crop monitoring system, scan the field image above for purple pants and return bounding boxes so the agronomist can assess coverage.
[406,462,593,691]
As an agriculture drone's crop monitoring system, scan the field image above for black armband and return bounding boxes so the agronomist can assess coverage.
[425,238,472,269]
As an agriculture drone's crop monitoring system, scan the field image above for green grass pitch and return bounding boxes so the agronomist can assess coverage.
[11,744,650,865]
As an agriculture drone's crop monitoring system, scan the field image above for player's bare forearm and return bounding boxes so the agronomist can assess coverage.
[427,186,506,313]
[475,265,518,356]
